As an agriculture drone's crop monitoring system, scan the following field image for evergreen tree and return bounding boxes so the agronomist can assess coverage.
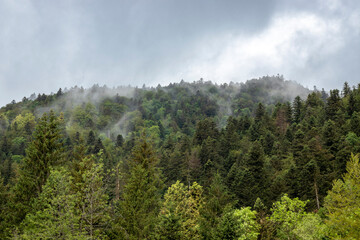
[193,118,219,145]
[255,102,265,123]
[116,137,163,239]
[116,134,124,148]
[200,172,234,239]
[342,82,351,97]
[87,130,96,146]
[293,96,303,123]
[0,174,9,239]
[10,110,64,228]
[326,89,342,121]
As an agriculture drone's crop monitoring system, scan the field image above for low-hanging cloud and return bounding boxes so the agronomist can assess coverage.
[0,0,359,106]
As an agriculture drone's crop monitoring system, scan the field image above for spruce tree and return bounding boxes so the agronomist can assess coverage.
[116,137,163,239]
[293,96,303,123]
[10,110,64,227]
[200,172,234,239]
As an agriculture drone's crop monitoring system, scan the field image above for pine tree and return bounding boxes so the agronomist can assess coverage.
[200,172,234,239]
[116,137,163,239]
[255,103,265,123]
[215,207,260,240]
[10,110,64,227]
[293,96,303,123]
[342,82,351,97]
[326,89,342,121]
[116,134,124,148]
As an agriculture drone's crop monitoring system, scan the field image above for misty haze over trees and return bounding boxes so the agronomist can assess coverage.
[0,76,359,239]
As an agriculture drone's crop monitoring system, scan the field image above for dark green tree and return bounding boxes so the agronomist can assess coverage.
[10,110,64,227]
[342,82,351,97]
[116,136,163,239]
[293,96,303,123]
[326,89,342,121]
[116,134,124,148]
[200,172,234,239]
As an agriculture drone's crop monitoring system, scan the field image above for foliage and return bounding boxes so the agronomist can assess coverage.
[0,79,359,238]
[156,181,204,240]
[216,207,260,240]
[324,154,360,239]
[19,168,85,239]
[116,137,163,239]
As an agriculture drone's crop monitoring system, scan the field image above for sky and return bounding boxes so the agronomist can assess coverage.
[0,0,360,106]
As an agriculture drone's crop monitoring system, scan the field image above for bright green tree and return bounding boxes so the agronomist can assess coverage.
[324,153,360,239]
[19,168,85,240]
[76,153,110,239]
[215,207,260,240]
[292,213,325,240]
[156,180,204,240]
[269,194,307,240]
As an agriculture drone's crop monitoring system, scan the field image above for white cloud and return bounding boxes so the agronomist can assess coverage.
[179,12,344,87]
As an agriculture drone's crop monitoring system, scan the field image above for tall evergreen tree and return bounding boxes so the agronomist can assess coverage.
[326,89,342,121]
[116,136,163,239]
[200,172,234,239]
[293,96,303,124]
[9,110,64,228]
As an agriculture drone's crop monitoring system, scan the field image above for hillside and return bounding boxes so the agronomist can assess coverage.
[1,77,359,239]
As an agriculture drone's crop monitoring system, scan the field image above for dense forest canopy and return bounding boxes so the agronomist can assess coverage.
[0,76,359,239]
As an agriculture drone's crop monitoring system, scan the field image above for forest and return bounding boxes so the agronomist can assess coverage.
[0,76,359,239]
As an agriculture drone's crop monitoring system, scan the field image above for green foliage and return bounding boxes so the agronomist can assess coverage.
[76,153,110,239]
[292,213,326,240]
[156,181,204,240]
[269,194,325,240]
[116,137,163,239]
[200,172,234,239]
[0,79,359,239]
[269,194,307,239]
[216,207,260,240]
[10,110,64,226]
[324,154,360,239]
[19,168,85,239]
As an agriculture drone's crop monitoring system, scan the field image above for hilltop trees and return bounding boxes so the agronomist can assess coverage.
[0,78,360,238]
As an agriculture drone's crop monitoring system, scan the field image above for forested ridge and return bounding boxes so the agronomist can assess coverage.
[0,76,359,239]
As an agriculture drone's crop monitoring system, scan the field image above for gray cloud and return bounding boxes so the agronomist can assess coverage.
[0,0,359,106]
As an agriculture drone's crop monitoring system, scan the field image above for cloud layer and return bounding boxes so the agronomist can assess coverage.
[0,0,359,106]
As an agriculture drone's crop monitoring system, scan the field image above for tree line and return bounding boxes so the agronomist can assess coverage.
[0,78,359,239]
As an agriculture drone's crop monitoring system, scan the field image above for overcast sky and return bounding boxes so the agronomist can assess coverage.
[1,0,359,106]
